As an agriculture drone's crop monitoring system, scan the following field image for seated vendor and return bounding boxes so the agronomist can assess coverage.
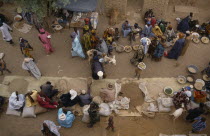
[60,89,80,107]
[79,81,93,107]
[8,91,25,111]
[165,25,176,42]
[37,91,58,109]
[186,103,205,122]
[40,81,58,99]
[142,22,154,38]
[130,45,145,66]
[201,62,210,77]
[57,108,75,128]
[122,20,131,37]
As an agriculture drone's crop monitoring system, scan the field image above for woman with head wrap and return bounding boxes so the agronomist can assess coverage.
[38,28,54,54]
[167,33,185,60]
[57,108,75,128]
[70,27,85,58]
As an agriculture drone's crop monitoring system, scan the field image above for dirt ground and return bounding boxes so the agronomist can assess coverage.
[0,0,210,136]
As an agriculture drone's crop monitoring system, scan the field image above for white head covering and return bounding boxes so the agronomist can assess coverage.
[97,71,103,79]
[59,113,66,121]
[69,89,77,100]
[184,91,192,97]
[81,90,86,95]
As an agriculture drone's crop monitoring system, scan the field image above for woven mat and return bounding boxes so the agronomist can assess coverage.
[13,22,32,33]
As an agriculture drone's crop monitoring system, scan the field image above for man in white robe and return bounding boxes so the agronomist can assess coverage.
[0,22,13,44]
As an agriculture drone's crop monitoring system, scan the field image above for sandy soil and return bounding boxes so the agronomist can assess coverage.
[0,0,210,136]
[121,82,144,111]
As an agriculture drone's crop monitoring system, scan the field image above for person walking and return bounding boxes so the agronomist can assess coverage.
[0,21,14,44]
[38,28,54,54]
[19,37,34,58]
[0,59,11,75]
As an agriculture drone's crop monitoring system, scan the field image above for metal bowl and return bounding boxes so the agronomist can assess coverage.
[186,75,195,83]
[164,87,174,95]
[177,75,187,84]
[187,65,199,74]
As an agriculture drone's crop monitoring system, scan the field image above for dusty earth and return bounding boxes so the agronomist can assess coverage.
[0,0,210,136]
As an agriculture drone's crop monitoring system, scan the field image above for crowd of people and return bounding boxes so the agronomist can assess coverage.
[0,7,210,135]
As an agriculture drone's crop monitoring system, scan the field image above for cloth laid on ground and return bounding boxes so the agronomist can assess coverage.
[161,98,173,108]
[82,105,90,123]
[100,88,115,102]
[41,120,61,136]
[58,108,75,128]
[138,82,155,103]
[99,103,111,116]
[9,92,25,110]
[109,96,130,114]
[157,97,171,112]
[22,58,41,79]
[13,22,32,33]
[147,103,158,112]
[115,81,121,99]
[71,30,85,58]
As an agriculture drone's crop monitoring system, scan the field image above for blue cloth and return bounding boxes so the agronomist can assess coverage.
[71,31,85,58]
[153,43,164,58]
[122,23,131,37]
[167,38,185,60]
[192,117,206,132]
[142,25,154,38]
[58,108,75,128]
[57,0,97,12]
[177,16,190,33]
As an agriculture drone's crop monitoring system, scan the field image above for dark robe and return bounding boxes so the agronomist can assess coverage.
[186,108,205,121]
[167,38,185,60]
[60,93,80,107]
[177,16,190,33]
[91,60,105,80]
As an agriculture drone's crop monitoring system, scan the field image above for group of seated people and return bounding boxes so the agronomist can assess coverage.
[172,86,208,133]
[7,79,103,129]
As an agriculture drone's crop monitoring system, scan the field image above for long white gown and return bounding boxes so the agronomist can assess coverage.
[0,23,12,41]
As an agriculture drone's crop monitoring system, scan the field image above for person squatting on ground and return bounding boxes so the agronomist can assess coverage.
[19,37,34,58]
[0,59,11,75]
[40,81,59,99]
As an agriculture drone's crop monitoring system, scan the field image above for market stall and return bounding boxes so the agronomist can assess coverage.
[56,0,99,29]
